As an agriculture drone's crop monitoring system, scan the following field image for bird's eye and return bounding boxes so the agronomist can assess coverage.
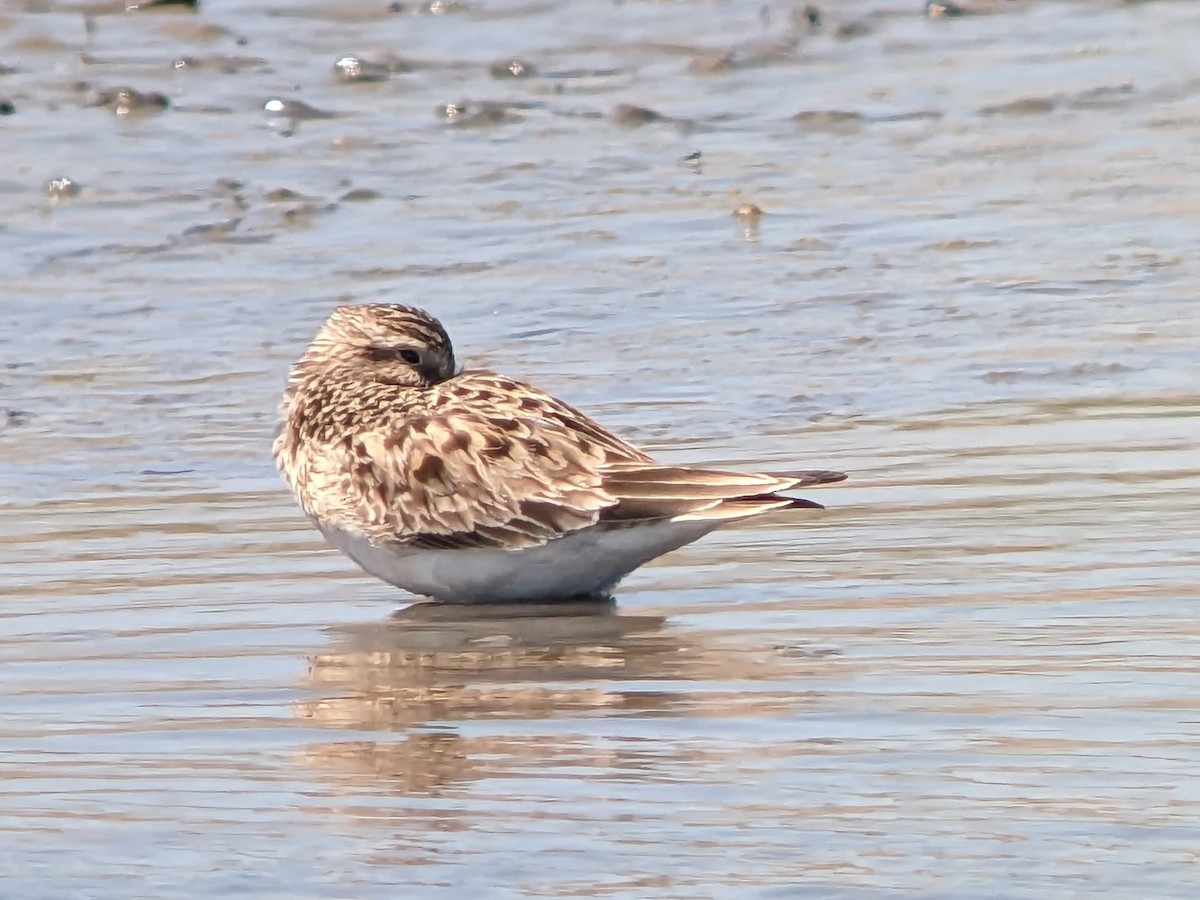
[397,348,421,365]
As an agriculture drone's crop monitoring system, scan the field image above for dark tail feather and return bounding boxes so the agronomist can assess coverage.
[783,496,825,510]
[733,493,825,510]
[779,469,847,487]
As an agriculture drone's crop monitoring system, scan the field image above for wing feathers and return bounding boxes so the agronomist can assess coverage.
[604,468,786,497]
[673,496,814,522]
[600,465,844,524]
[286,370,843,549]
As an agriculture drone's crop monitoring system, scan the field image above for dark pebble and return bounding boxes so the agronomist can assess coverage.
[0,99,14,115]
[173,54,267,74]
[980,97,1057,116]
[263,97,337,120]
[439,99,523,126]
[281,204,337,227]
[733,202,764,222]
[88,86,171,115]
[181,218,240,240]
[265,188,306,203]
[794,109,867,131]
[46,177,83,199]
[925,0,968,15]
[489,58,537,79]
[835,19,874,39]
[333,54,393,83]
[612,103,667,126]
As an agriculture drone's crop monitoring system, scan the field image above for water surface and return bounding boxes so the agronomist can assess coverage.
[2,0,1199,896]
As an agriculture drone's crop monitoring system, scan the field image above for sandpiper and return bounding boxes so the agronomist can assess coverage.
[273,305,845,603]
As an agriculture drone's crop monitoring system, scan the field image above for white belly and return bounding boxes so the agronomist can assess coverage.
[319,520,718,604]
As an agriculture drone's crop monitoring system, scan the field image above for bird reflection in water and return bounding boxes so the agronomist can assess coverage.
[294,600,684,796]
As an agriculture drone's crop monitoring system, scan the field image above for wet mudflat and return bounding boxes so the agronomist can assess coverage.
[2,0,1199,896]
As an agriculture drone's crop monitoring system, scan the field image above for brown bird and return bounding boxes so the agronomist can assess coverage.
[273,305,845,603]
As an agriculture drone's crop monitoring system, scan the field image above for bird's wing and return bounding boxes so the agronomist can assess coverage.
[326,373,642,549]
[317,372,842,549]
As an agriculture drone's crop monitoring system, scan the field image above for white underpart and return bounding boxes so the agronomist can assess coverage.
[319,519,722,604]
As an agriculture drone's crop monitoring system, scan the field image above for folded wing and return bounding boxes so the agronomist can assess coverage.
[321,375,843,550]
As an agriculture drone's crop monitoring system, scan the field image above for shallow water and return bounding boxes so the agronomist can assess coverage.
[2,0,1200,896]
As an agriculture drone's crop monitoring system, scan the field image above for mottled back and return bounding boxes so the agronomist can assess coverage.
[274,304,842,554]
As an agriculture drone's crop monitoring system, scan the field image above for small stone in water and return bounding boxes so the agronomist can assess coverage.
[46,177,83,200]
[734,202,764,222]
[925,0,967,16]
[88,86,170,115]
[264,97,337,119]
[488,58,537,79]
[612,103,666,126]
[333,55,392,83]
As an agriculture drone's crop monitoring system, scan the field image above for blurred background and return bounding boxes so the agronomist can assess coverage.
[1,0,1199,896]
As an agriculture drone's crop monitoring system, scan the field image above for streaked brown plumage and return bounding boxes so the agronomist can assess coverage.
[273,304,845,603]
